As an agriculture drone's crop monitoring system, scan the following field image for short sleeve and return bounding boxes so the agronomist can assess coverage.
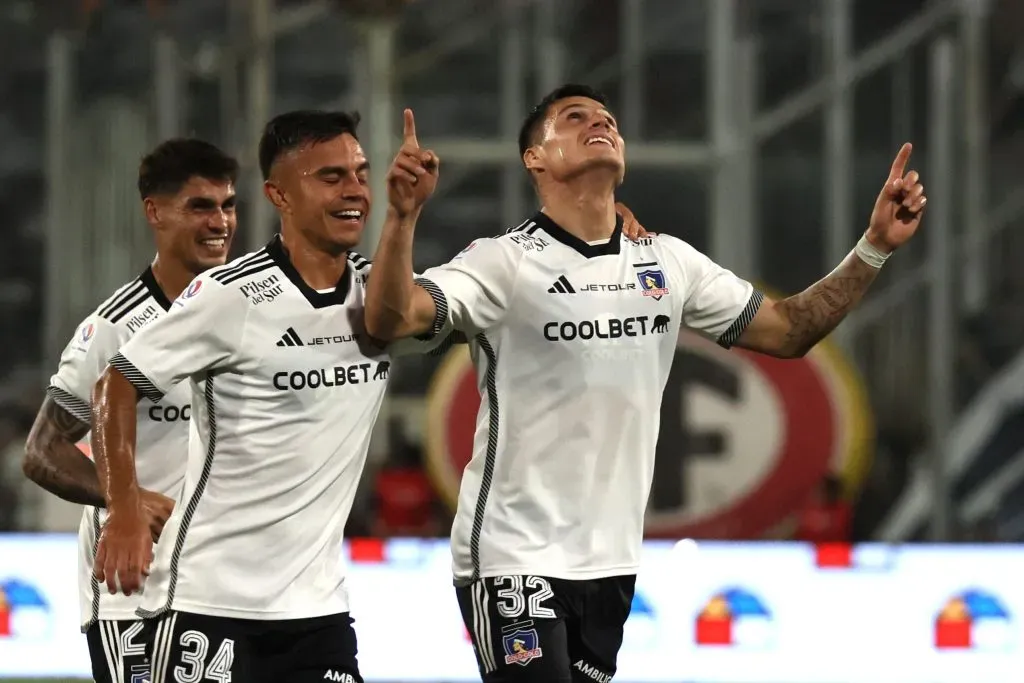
[48,316,124,424]
[662,236,764,348]
[111,277,248,403]
[357,263,453,357]
[414,238,521,336]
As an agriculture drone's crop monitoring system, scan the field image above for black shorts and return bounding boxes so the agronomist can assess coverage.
[456,574,635,682]
[139,610,362,683]
[86,620,152,683]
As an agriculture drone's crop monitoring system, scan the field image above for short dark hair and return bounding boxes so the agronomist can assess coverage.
[138,139,239,199]
[258,110,362,180]
[517,84,610,158]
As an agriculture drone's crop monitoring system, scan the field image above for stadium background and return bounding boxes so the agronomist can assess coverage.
[1,0,1024,681]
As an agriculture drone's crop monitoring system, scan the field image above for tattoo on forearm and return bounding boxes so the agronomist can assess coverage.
[23,397,106,507]
[775,256,879,356]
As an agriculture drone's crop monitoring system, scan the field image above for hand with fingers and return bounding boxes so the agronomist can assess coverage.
[866,143,927,252]
[615,202,651,241]
[94,503,153,596]
[386,109,440,218]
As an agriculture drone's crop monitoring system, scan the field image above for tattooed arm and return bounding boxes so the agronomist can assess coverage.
[735,253,880,359]
[22,395,106,507]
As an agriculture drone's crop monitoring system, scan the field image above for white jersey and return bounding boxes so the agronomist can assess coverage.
[111,236,439,621]
[47,267,190,630]
[417,212,762,583]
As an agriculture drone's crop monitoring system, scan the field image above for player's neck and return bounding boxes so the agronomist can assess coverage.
[150,254,197,302]
[539,179,617,243]
[280,229,348,290]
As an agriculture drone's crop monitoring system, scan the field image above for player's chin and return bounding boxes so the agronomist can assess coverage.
[324,216,364,250]
[191,239,231,268]
[573,155,624,179]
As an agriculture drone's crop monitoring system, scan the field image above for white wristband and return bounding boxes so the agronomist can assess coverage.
[854,234,890,269]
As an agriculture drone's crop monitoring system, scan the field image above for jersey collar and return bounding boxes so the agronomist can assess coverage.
[140,266,173,311]
[531,211,623,258]
[265,234,353,308]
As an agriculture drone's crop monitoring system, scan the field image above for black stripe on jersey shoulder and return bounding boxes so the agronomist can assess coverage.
[347,250,371,272]
[98,266,173,323]
[503,218,537,235]
[96,279,146,321]
[209,249,273,284]
[105,288,153,324]
[217,258,276,286]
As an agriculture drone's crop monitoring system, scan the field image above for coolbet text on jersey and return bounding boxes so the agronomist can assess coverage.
[49,267,190,631]
[416,212,762,584]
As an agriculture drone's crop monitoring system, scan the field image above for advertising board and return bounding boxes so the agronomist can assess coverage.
[1,536,1022,683]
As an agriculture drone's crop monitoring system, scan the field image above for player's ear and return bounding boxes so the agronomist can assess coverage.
[263,180,288,213]
[142,197,159,226]
[523,147,544,175]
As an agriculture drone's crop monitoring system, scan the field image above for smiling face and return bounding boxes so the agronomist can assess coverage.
[144,175,237,274]
[523,95,626,185]
[264,132,371,254]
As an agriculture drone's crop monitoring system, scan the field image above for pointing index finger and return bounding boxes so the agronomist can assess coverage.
[889,142,912,181]
[403,108,419,148]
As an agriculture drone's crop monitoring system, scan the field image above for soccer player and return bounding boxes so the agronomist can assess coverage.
[85,110,460,683]
[21,138,238,683]
[364,85,927,682]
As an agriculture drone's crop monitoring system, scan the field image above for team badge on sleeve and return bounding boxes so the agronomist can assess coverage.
[502,623,543,666]
[182,279,203,299]
[634,264,669,300]
[174,279,204,307]
[71,320,97,352]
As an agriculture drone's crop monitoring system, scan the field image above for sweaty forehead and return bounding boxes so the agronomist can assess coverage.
[287,133,366,174]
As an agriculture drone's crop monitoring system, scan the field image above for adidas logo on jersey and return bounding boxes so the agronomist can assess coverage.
[276,327,304,347]
[548,276,576,294]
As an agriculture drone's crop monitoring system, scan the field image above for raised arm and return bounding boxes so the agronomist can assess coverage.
[736,143,927,358]
[365,207,443,340]
[736,251,881,358]
[22,395,100,506]
[364,108,442,341]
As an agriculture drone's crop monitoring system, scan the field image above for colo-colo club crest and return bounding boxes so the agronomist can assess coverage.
[424,323,873,539]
